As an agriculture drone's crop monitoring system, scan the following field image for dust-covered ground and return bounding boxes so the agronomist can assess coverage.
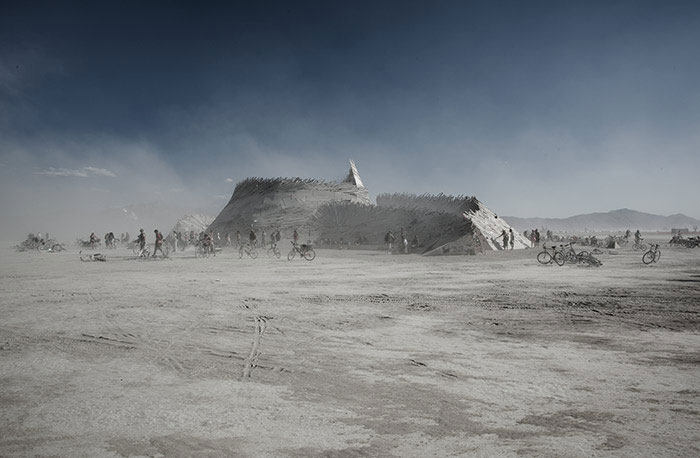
[1,241,699,456]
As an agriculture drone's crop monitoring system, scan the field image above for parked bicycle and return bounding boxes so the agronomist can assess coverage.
[642,243,661,264]
[537,244,565,266]
[288,241,316,261]
[560,242,601,266]
[559,242,587,264]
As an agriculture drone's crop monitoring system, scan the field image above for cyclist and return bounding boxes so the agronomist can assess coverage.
[384,231,395,253]
[249,229,257,247]
[136,229,146,255]
[292,229,299,244]
[89,232,98,248]
[202,232,214,254]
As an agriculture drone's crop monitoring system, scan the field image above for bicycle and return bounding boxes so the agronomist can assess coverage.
[633,238,648,251]
[132,245,151,258]
[267,242,281,259]
[575,251,602,267]
[195,241,213,258]
[537,245,565,266]
[561,242,589,265]
[288,241,316,261]
[239,242,258,259]
[642,243,661,264]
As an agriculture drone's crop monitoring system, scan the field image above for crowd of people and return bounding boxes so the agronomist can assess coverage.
[383,227,412,254]
[78,226,291,258]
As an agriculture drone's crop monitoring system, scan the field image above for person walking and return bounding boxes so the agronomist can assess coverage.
[152,229,165,257]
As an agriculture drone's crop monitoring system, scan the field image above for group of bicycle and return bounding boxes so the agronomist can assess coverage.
[14,232,65,253]
[537,242,603,267]
[537,229,662,266]
[235,228,316,261]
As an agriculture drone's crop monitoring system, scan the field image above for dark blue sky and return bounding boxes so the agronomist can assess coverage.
[1,0,699,227]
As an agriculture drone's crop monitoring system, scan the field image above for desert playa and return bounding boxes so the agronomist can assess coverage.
[1,242,697,456]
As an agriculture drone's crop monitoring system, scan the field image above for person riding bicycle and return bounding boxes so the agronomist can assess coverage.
[249,229,257,247]
[208,231,216,253]
[201,232,214,253]
[89,232,98,248]
[634,230,642,245]
[136,229,146,254]
[384,231,395,253]
[292,229,299,245]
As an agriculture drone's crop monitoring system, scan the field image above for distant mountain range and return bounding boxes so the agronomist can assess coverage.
[503,209,700,233]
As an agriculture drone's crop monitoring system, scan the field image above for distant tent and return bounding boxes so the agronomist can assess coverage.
[170,214,213,235]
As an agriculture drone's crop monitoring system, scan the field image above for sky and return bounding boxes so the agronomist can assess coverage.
[1,0,699,237]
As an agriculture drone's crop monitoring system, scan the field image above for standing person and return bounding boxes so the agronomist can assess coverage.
[261,230,266,248]
[249,228,257,247]
[500,229,509,250]
[509,228,515,250]
[152,229,165,257]
[235,230,241,248]
[535,229,541,247]
[226,233,231,247]
[292,229,299,244]
[403,234,409,254]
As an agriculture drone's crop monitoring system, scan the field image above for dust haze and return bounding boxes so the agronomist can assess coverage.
[2,2,699,457]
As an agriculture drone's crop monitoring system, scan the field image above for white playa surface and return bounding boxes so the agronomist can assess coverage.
[1,242,698,456]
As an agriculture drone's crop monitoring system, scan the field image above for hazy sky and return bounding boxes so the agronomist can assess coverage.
[1,0,699,236]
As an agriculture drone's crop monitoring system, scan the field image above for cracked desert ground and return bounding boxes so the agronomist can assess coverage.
[1,241,698,456]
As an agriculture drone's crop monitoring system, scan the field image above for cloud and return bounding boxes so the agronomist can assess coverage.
[35,166,116,177]
[225,177,233,183]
